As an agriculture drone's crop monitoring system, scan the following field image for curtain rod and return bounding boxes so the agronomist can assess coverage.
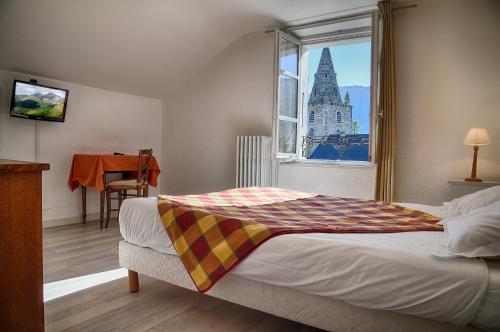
[392,3,418,11]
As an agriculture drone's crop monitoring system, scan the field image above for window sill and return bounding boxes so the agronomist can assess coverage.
[280,158,376,168]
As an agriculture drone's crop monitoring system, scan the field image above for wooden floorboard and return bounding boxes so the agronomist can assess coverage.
[43,222,323,331]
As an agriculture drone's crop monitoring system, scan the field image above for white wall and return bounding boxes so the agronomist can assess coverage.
[0,69,163,226]
[394,0,500,205]
[162,32,275,194]
[279,163,375,199]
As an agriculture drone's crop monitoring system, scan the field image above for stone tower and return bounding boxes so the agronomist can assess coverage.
[308,48,352,137]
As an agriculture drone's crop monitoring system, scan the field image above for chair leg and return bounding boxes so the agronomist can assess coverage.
[137,188,141,198]
[143,186,149,198]
[105,188,111,229]
[81,186,87,224]
[100,191,105,229]
[118,190,124,209]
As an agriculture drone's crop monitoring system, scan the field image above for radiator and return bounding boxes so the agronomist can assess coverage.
[236,136,276,188]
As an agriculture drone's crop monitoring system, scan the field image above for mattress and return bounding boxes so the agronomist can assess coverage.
[119,197,500,330]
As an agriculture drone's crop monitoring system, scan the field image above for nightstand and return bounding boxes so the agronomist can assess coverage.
[448,180,500,200]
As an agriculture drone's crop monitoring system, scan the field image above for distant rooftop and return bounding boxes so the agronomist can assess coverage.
[309,134,369,161]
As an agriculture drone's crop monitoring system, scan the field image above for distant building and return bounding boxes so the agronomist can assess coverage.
[308,134,369,161]
[307,48,352,137]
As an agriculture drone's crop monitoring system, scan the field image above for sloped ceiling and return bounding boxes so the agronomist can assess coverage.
[0,0,377,99]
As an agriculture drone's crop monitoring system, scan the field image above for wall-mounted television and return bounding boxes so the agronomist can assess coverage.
[10,80,69,122]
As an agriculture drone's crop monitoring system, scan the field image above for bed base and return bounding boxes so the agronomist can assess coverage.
[119,241,477,332]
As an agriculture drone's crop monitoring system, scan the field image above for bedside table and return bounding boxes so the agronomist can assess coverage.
[448,180,500,200]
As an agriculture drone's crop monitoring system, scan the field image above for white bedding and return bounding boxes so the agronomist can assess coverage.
[119,197,500,330]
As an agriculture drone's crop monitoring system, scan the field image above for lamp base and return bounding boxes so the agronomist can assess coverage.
[465,177,482,182]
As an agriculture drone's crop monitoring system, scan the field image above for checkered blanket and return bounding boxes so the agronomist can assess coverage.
[157,187,442,292]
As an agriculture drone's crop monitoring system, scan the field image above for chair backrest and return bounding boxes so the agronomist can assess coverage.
[137,149,153,185]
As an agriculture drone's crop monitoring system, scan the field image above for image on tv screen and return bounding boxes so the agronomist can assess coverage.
[10,80,68,122]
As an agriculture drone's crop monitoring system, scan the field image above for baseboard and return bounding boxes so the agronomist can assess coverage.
[42,213,100,228]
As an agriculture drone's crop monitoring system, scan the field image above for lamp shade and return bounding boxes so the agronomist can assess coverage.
[463,128,491,146]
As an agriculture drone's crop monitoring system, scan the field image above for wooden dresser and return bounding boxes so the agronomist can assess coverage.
[0,159,49,332]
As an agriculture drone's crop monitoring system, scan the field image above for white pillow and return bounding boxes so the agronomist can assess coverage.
[443,185,500,220]
[437,200,500,258]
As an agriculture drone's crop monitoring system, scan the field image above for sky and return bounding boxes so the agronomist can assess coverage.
[16,82,67,98]
[307,41,371,92]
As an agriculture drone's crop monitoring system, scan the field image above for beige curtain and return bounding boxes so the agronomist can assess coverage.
[375,0,396,202]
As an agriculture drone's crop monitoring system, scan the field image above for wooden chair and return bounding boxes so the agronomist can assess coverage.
[105,149,153,228]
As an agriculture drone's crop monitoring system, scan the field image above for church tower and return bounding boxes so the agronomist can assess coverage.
[308,48,352,137]
[309,48,342,106]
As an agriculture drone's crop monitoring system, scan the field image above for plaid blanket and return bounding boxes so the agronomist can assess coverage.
[157,187,442,292]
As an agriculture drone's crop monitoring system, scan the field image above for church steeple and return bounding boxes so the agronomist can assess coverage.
[344,92,351,106]
[308,48,342,106]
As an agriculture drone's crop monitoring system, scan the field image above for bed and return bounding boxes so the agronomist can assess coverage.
[118,190,500,332]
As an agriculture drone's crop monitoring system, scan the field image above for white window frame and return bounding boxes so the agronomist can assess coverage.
[272,30,302,160]
[272,11,379,165]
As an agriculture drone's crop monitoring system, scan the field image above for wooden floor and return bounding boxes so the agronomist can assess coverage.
[44,221,122,283]
[43,221,323,332]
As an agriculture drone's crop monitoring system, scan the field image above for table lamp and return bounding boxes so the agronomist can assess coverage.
[463,128,491,182]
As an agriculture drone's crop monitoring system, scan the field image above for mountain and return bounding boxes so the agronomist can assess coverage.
[17,95,42,103]
[13,91,64,115]
[15,99,41,109]
[41,92,63,104]
[43,92,59,99]
[339,85,370,134]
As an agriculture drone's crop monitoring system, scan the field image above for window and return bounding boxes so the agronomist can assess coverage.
[309,111,315,123]
[277,36,300,154]
[274,13,377,162]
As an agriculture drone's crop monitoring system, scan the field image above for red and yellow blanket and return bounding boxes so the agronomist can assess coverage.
[157,187,442,292]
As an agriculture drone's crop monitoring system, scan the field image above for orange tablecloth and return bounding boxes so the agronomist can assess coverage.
[68,154,161,192]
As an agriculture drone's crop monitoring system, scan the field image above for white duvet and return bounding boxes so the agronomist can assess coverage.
[119,197,500,330]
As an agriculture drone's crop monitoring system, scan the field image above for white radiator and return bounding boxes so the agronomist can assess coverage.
[236,136,276,188]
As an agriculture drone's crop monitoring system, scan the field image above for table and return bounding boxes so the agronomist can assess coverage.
[68,154,161,228]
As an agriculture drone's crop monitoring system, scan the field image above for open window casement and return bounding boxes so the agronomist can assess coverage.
[273,30,302,160]
[273,11,379,163]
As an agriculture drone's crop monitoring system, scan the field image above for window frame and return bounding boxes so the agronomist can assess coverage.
[273,31,303,159]
[273,11,379,165]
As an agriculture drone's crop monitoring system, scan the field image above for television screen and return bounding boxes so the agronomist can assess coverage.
[10,80,69,122]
